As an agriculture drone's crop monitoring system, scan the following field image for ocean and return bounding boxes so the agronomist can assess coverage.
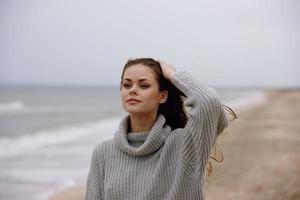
[0,86,266,200]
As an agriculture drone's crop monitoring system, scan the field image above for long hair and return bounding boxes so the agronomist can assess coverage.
[120,58,237,177]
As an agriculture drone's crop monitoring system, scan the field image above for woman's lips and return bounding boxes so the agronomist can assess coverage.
[127,99,141,105]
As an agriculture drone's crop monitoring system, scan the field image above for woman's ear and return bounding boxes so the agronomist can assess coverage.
[159,90,168,104]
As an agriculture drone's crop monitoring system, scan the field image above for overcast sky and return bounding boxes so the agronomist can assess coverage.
[0,0,299,88]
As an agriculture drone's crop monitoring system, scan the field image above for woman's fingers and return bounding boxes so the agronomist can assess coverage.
[156,59,176,80]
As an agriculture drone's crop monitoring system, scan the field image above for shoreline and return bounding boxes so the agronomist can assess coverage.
[49,89,300,200]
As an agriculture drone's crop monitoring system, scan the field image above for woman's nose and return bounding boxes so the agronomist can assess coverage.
[129,85,137,95]
[130,90,136,95]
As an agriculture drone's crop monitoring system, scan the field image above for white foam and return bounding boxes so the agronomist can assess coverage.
[0,104,103,115]
[224,90,267,110]
[0,101,25,112]
[37,179,76,200]
[0,116,121,158]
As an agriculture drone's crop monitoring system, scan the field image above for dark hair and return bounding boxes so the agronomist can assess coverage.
[120,58,188,130]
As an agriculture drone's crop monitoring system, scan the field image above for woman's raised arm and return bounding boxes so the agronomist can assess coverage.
[158,60,228,175]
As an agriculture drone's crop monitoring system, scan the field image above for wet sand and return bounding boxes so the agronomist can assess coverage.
[49,90,300,200]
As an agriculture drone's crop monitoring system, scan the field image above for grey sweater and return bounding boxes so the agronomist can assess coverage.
[85,70,228,200]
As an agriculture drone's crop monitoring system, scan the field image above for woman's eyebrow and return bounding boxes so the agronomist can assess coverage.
[123,78,150,82]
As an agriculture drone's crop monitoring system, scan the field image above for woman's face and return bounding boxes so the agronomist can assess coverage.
[121,64,168,116]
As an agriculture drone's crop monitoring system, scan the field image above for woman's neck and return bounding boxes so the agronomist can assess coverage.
[129,112,157,133]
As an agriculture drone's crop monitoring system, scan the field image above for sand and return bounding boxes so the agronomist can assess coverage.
[49,90,300,200]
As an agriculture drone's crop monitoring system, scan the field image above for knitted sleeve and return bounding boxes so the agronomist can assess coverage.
[170,70,228,174]
[85,144,105,200]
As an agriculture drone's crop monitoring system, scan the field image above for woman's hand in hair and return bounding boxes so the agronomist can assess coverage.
[156,60,177,81]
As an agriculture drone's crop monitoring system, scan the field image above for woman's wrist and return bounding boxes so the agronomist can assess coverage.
[166,70,176,81]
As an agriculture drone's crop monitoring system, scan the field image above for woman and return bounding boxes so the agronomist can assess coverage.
[86,58,231,200]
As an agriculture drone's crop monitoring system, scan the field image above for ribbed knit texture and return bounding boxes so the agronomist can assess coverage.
[85,70,229,200]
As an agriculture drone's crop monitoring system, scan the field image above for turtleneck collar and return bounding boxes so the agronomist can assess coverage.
[127,132,149,143]
[114,114,172,156]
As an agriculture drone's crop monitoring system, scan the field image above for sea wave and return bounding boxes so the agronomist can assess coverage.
[224,90,267,110]
[0,116,120,158]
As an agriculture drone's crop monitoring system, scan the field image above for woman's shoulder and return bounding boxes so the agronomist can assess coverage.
[168,127,185,140]
[92,138,116,156]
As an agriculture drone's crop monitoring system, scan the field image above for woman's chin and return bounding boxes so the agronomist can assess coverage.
[125,108,141,114]
[125,108,149,115]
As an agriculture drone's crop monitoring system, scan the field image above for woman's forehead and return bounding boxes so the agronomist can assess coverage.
[123,65,156,81]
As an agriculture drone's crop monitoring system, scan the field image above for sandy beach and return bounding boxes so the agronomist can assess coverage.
[49,90,300,200]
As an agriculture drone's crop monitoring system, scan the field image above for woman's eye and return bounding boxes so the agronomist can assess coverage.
[122,83,131,88]
[140,85,149,88]
[122,83,149,89]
